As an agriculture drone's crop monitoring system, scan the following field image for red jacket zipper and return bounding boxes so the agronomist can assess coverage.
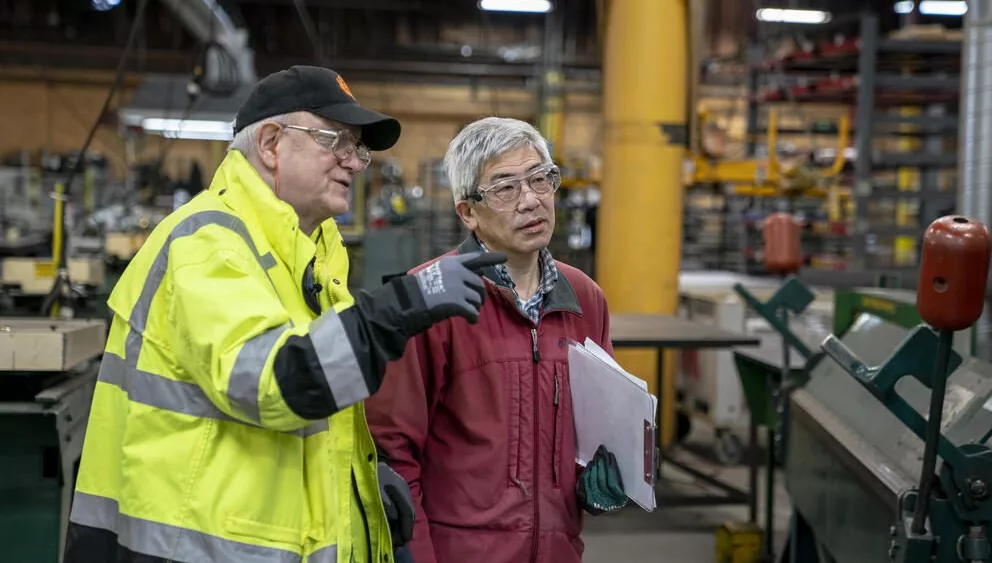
[530,326,541,563]
[552,366,560,487]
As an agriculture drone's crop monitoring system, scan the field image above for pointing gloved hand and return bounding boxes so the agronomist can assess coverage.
[377,461,415,548]
[577,444,629,515]
[412,251,507,324]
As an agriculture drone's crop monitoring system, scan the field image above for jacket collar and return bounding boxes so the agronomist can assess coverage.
[208,150,343,280]
[455,235,582,316]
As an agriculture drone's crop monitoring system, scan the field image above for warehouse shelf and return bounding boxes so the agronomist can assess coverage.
[746,13,962,274]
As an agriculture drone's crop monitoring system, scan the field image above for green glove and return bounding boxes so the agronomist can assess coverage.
[577,444,629,515]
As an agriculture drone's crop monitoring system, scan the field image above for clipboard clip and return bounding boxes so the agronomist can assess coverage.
[643,419,659,486]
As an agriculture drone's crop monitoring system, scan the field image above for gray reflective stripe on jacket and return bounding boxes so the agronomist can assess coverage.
[310,312,371,407]
[70,491,311,563]
[96,210,359,434]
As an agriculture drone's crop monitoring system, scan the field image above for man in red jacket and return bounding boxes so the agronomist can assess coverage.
[365,117,629,563]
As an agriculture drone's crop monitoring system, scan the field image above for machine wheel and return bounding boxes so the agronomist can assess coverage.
[714,430,745,466]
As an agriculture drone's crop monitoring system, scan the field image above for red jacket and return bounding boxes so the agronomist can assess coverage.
[366,238,615,563]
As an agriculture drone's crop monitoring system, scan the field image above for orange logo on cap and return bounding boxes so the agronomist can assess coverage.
[336,74,356,100]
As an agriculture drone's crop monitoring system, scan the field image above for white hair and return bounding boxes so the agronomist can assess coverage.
[227,112,295,156]
[443,117,552,202]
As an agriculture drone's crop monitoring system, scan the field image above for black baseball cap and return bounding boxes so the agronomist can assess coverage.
[234,66,401,151]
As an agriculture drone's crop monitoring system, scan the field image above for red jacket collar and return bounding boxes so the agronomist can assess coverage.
[455,235,583,316]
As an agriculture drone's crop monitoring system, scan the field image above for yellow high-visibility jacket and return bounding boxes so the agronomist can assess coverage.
[65,150,431,563]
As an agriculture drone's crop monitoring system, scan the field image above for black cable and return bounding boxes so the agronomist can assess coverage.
[43,0,150,317]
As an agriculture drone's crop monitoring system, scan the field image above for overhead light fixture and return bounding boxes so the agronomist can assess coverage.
[755,8,832,24]
[141,118,234,142]
[479,0,553,13]
[923,0,967,15]
[895,0,967,15]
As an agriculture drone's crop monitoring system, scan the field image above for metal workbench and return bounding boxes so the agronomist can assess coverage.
[0,317,105,561]
[609,313,760,508]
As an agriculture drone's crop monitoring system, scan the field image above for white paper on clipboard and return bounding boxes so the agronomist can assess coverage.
[568,339,658,512]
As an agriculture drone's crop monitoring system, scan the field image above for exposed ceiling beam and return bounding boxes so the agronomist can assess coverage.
[0,41,601,86]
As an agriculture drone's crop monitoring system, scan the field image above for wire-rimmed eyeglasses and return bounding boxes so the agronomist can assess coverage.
[468,164,562,204]
[282,125,372,170]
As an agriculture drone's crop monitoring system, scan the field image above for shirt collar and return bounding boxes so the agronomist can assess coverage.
[473,234,558,296]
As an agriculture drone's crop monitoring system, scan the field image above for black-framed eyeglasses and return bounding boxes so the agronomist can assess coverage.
[282,125,372,170]
[468,164,561,204]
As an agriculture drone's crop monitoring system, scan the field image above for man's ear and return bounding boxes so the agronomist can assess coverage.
[256,122,282,170]
[454,200,479,231]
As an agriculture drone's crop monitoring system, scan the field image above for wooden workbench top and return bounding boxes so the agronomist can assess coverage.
[610,314,760,349]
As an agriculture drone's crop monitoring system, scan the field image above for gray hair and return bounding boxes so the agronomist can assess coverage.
[443,117,552,202]
[227,112,295,156]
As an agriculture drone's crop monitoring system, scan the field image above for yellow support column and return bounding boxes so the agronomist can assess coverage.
[597,0,687,448]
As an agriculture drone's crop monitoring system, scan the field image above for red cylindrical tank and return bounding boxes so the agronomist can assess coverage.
[917,216,992,331]
[763,213,802,275]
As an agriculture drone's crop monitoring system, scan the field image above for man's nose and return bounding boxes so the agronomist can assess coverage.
[339,152,362,173]
[516,187,541,211]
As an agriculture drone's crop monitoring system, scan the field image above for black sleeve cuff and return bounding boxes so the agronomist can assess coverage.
[271,274,432,421]
[273,334,339,419]
[336,274,432,393]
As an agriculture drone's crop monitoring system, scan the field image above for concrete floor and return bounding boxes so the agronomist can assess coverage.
[581,433,792,563]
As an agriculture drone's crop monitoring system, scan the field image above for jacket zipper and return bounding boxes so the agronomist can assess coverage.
[530,327,540,563]
[511,326,540,498]
[552,366,560,488]
[352,471,373,563]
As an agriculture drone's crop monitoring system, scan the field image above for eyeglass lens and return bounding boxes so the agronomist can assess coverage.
[488,168,561,202]
[308,129,371,169]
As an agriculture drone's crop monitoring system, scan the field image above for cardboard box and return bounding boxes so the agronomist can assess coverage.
[0,318,106,371]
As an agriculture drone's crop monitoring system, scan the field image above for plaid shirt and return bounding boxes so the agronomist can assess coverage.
[476,236,558,325]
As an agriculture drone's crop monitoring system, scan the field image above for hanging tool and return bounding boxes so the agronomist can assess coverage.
[820,215,992,563]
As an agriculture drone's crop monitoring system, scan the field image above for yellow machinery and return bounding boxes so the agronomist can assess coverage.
[686,109,851,198]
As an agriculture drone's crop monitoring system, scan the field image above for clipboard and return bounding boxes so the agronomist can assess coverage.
[568,339,659,511]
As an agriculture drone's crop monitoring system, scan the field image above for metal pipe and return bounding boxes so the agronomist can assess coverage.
[159,0,256,83]
[959,1,992,225]
[958,2,992,359]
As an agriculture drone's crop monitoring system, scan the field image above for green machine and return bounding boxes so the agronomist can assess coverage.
[734,277,992,563]
[832,288,975,355]
[733,280,985,562]
[733,278,822,561]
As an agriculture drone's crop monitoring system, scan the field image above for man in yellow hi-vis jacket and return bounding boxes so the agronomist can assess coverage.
[63,66,505,563]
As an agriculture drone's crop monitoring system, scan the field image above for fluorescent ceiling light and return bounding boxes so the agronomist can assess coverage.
[141,118,234,141]
[895,0,967,15]
[479,0,552,13]
[755,8,832,24]
[921,0,967,15]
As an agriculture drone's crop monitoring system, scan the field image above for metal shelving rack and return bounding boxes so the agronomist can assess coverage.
[749,13,961,277]
[850,14,960,271]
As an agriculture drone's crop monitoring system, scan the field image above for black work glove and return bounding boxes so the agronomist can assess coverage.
[378,462,415,548]
[576,445,629,515]
[394,545,415,563]
[411,251,507,324]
